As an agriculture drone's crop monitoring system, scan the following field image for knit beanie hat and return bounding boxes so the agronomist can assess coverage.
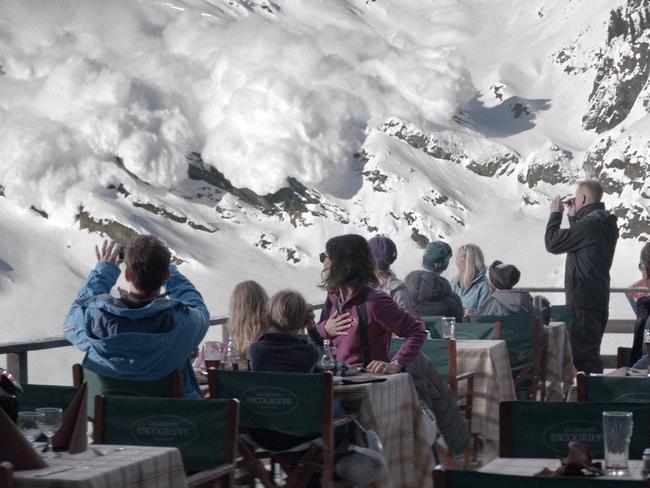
[488,260,521,289]
[422,241,452,273]
[368,235,398,271]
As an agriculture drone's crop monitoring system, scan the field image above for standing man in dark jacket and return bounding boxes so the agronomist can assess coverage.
[545,180,619,373]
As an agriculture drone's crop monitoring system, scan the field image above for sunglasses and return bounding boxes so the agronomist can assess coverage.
[319,252,328,263]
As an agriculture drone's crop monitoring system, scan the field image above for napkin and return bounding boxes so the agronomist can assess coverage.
[0,407,48,470]
[536,441,603,477]
[52,383,88,454]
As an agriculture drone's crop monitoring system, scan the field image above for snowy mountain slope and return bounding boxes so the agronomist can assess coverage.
[0,0,649,383]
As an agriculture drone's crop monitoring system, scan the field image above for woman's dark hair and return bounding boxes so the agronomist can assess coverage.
[321,234,379,291]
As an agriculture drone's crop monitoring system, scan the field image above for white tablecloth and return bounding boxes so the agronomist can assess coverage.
[481,457,644,479]
[544,321,576,401]
[14,445,187,488]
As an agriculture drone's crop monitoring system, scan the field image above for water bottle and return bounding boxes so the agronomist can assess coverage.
[225,336,240,370]
[319,339,336,372]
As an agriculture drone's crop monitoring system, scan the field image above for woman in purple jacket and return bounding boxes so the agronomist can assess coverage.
[316,234,427,374]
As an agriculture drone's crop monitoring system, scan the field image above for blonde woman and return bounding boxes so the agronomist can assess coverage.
[228,280,270,361]
[451,243,491,314]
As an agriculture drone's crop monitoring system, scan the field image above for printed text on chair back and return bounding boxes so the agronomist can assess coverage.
[212,370,326,433]
[100,395,233,472]
[500,401,650,459]
[20,385,77,412]
[583,376,650,403]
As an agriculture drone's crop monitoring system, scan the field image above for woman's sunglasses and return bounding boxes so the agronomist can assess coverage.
[319,252,328,263]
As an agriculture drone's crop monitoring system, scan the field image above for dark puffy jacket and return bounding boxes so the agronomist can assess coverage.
[406,353,471,454]
[404,270,463,321]
[545,202,619,311]
[478,290,534,316]
[630,296,650,365]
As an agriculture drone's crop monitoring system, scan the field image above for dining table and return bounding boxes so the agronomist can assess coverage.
[455,339,516,459]
[13,445,187,488]
[480,457,645,480]
[334,372,435,488]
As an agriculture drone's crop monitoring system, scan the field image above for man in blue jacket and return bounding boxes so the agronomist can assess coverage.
[64,236,209,398]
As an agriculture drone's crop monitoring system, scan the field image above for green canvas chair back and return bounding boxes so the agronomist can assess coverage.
[500,401,650,459]
[96,395,238,472]
[471,314,538,374]
[618,346,633,368]
[578,374,650,403]
[75,364,183,418]
[550,305,572,331]
[20,384,77,412]
[209,370,328,434]
[454,320,499,340]
[421,316,444,336]
[391,337,450,379]
[435,468,646,488]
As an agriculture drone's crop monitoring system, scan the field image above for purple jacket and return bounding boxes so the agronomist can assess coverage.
[316,285,426,367]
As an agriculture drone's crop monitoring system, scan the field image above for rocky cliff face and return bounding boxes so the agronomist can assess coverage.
[582,1,650,133]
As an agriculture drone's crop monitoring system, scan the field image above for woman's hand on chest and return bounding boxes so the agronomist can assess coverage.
[324,310,354,337]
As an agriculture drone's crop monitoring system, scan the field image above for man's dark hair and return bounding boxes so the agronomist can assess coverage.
[321,234,379,292]
[125,235,171,294]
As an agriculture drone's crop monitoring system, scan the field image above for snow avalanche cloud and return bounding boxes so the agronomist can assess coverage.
[0,0,474,215]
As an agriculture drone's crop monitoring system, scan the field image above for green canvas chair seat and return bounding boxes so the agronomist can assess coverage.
[550,304,572,331]
[73,364,183,418]
[208,369,343,488]
[434,467,648,488]
[20,384,78,412]
[577,372,650,402]
[500,401,650,459]
[94,395,239,485]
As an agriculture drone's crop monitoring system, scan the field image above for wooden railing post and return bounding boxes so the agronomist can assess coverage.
[6,351,27,384]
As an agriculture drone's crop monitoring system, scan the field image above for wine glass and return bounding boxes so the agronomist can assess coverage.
[35,407,63,458]
[17,411,44,447]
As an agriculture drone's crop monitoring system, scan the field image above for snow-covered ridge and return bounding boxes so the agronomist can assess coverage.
[0,0,649,361]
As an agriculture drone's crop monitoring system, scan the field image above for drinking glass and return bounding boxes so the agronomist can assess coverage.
[603,411,633,475]
[17,411,44,446]
[441,317,456,339]
[202,341,223,369]
[35,407,63,458]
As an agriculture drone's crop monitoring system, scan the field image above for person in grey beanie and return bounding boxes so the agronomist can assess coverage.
[403,241,463,320]
[478,260,534,316]
[368,235,409,309]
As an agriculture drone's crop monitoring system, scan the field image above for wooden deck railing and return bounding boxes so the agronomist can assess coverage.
[1,289,647,384]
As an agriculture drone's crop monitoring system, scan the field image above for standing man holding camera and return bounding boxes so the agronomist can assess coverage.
[545,180,619,373]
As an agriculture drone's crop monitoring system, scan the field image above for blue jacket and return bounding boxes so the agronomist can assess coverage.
[451,269,491,313]
[63,262,209,398]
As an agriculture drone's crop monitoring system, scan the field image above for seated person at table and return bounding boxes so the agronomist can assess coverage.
[249,290,320,372]
[626,242,650,314]
[478,260,534,316]
[368,235,409,309]
[248,290,345,461]
[629,243,650,367]
[63,236,209,398]
[317,234,426,373]
[451,243,491,315]
[403,241,463,321]
[227,280,270,363]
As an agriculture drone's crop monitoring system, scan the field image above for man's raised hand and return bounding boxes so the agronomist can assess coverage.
[95,239,124,266]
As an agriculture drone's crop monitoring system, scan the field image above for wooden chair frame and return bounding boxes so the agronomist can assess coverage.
[618,346,633,369]
[446,339,475,435]
[0,462,13,488]
[94,395,239,488]
[208,369,345,488]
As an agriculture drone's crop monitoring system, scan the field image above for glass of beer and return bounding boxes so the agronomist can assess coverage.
[644,329,650,376]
